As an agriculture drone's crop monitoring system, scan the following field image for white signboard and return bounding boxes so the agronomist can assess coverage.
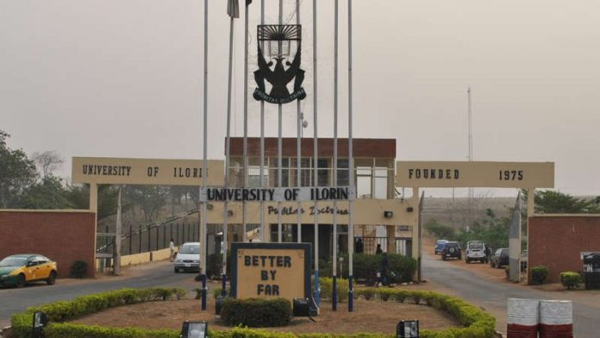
[396,161,554,188]
[72,157,224,186]
[199,186,356,202]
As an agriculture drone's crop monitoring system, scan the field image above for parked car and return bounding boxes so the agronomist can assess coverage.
[173,242,200,273]
[0,254,57,288]
[490,248,509,268]
[434,239,448,255]
[441,241,462,260]
[465,241,486,263]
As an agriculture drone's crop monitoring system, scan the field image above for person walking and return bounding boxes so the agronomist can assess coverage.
[484,244,491,263]
[379,252,389,287]
[169,238,175,262]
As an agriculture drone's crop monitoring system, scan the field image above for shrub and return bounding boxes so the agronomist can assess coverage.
[213,287,230,299]
[320,253,417,285]
[560,271,582,289]
[194,288,203,300]
[318,277,349,302]
[220,298,291,327]
[530,265,549,285]
[69,260,88,278]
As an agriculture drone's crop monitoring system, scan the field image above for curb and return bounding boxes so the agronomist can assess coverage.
[494,329,505,338]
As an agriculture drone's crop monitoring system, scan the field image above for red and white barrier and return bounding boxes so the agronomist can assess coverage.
[539,300,573,338]
[507,298,539,338]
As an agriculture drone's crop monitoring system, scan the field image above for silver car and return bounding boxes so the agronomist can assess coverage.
[173,242,200,273]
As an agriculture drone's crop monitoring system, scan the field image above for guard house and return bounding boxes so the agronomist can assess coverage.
[201,137,419,261]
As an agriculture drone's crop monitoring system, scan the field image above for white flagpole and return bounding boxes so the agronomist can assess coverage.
[200,0,209,311]
[332,0,339,312]
[223,2,236,296]
[259,0,266,242]
[467,87,474,232]
[277,0,283,243]
[242,0,250,243]
[296,0,302,244]
[312,0,320,306]
[347,0,355,312]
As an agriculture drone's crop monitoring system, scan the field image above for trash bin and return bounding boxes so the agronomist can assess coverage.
[583,253,600,290]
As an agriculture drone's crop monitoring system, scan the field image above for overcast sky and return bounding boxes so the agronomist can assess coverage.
[2,0,599,198]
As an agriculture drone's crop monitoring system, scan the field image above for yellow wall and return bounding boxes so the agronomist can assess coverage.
[120,248,173,266]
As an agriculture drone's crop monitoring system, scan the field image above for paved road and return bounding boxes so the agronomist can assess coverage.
[423,252,600,337]
[0,261,197,328]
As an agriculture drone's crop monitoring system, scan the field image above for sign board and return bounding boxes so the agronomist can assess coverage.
[396,161,554,188]
[230,243,311,302]
[72,157,224,186]
[199,186,355,202]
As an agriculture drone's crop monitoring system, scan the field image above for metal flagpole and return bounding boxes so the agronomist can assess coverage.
[296,0,302,244]
[312,0,320,307]
[347,0,355,312]
[332,0,339,312]
[199,0,208,310]
[277,0,283,243]
[243,0,250,243]
[467,87,473,232]
[223,0,238,296]
[200,0,209,311]
[259,0,266,242]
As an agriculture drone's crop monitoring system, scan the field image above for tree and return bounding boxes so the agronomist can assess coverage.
[0,131,38,208]
[65,184,120,220]
[32,150,64,177]
[424,218,456,239]
[524,189,600,214]
[456,208,511,250]
[14,176,72,209]
[124,186,168,222]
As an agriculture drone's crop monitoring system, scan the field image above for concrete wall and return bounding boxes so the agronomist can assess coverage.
[120,247,173,266]
[0,210,96,278]
[529,215,600,284]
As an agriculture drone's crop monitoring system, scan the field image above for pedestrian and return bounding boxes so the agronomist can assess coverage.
[484,244,491,263]
[379,252,389,287]
[375,243,383,255]
[355,237,364,254]
[169,238,175,262]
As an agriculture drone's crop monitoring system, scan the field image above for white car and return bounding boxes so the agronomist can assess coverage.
[173,242,200,273]
[465,242,486,263]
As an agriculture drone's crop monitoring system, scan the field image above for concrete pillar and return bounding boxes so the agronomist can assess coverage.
[386,225,395,253]
[411,187,420,260]
[89,183,98,277]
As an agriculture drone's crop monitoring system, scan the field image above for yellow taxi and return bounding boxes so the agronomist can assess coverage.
[0,254,57,288]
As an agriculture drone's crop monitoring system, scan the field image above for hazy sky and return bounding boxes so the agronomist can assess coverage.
[2,1,599,197]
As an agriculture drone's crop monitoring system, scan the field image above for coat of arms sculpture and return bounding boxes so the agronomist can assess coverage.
[253,25,306,104]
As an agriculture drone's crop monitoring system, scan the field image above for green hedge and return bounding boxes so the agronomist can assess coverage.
[321,253,417,284]
[10,288,186,338]
[560,271,582,289]
[11,287,495,338]
[319,277,349,302]
[353,288,496,338]
[70,260,88,279]
[220,298,292,327]
[530,265,549,285]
